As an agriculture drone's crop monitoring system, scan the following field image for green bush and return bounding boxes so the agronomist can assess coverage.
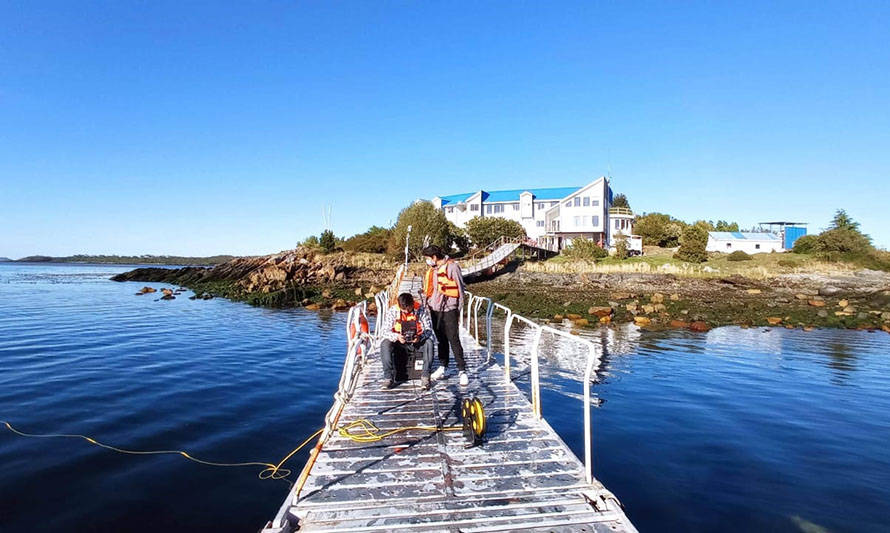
[563,238,608,260]
[674,225,709,263]
[726,250,752,261]
[812,228,872,258]
[342,226,392,253]
[465,216,526,248]
[777,259,797,267]
[614,235,629,260]
[634,212,687,247]
[387,201,453,259]
[791,234,818,254]
[611,193,631,210]
[319,230,338,253]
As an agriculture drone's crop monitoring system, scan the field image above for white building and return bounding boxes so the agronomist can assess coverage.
[432,176,635,251]
[706,232,784,254]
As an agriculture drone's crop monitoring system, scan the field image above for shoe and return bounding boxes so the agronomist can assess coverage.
[381,378,395,389]
[459,371,469,386]
[431,366,446,381]
[420,375,431,390]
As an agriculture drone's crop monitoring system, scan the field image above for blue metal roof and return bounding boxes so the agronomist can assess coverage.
[439,186,579,205]
[708,232,781,241]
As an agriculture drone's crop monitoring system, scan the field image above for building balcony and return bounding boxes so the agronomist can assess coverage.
[608,207,634,216]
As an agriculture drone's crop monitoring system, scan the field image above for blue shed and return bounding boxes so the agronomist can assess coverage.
[784,226,807,249]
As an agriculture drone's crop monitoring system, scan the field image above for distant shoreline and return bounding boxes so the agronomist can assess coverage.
[2,254,235,266]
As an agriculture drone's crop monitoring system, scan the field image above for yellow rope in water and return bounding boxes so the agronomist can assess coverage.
[1,420,322,482]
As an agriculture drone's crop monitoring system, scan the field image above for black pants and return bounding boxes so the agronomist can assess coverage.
[431,309,465,371]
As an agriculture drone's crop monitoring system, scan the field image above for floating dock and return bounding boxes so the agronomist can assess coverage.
[263,273,636,532]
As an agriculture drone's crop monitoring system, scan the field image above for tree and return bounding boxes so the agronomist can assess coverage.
[674,224,709,263]
[792,234,818,254]
[342,225,392,253]
[828,209,863,234]
[693,220,715,232]
[611,193,631,210]
[634,213,687,247]
[464,216,526,248]
[614,234,629,260]
[387,201,452,259]
[447,221,470,256]
[319,229,338,253]
[300,235,320,249]
[714,220,740,232]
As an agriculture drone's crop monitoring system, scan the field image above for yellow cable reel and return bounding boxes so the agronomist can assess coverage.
[461,396,486,447]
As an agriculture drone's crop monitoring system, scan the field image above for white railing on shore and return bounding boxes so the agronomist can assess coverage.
[463,290,599,484]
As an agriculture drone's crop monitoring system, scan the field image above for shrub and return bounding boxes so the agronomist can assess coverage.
[674,225,709,263]
[812,228,872,258]
[792,234,818,254]
[342,226,392,253]
[611,193,631,210]
[319,230,338,253]
[777,259,797,267]
[300,235,320,249]
[563,238,608,260]
[465,216,526,248]
[726,250,752,261]
[634,212,687,247]
[387,201,453,259]
[614,235,629,260]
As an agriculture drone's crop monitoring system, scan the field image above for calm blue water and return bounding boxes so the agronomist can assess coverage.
[1,263,888,532]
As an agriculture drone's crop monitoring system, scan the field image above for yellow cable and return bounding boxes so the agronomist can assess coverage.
[337,418,462,443]
[1,420,322,482]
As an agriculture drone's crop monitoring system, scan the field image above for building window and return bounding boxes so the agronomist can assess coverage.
[614,219,620,230]
[512,203,519,211]
[447,207,453,213]
[470,204,479,211]
[592,216,599,227]
[551,202,557,207]
[755,244,761,250]
[486,205,492,214]
[494,204,504,214]
[592,200,599,207]
[536,220,544,227]
[583,197,590,206]
[564,201,571,208]
[574,216,581,226]
[536,202,543,210]
[573,197,580,207]
[726,243,731,249]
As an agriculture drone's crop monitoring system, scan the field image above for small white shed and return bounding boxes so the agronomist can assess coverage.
[706,232,783,254]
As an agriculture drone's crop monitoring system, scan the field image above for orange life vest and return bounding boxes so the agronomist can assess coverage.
[424,260,460,299]
[393,301,423,338]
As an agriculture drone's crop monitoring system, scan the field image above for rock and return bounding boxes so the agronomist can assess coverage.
[817,310,828,318]
[819,286,842,297]
[642,304,655,314]
[843,305,856,313]
[364,292,375,299]
[367,301,377,313]
[882,312,890,321]
[354,287,363,296]
[670,293,680,301]
[202,293,213,300]
[553,314,564,321]
[160,294,175,300]
[331,298,350,311]
[625,303,638,312]
[610,292,633,300]
[882,325,890,334]
[566,313,582,320]
[785,324,795,329]
[188,295,197,300]
[650,293,665,304]
[304,303,321,310]
[588,306,613,317]
[838,299,849,308]
[161,288,173,296]
[680,309,689,315]
[633,316,651,326]
[857,312,869,320]
[669,320,689,328]
[808,300,825,307]
[746,289,762,294]
[834,311,853,317]
[766,317,783,326]
[702,266,717,273]
[139,286,157,294]
[653,304,666,312]
[572,318,590,327]
[804,326,815,332]
[795,294,809,300]
[599,315,611,324]
[689,321,710,332]
[322,289,332,299]
[135,292,144,296]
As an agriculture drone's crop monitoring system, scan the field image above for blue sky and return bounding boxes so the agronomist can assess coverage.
[1,1,888,257]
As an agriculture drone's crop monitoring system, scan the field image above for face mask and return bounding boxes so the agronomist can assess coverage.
[425,258,436,267]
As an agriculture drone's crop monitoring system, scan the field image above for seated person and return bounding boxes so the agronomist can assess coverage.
[380,293,435,390]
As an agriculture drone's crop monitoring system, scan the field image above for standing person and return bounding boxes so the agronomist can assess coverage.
[421,245,468,386]
[379,293,435,390]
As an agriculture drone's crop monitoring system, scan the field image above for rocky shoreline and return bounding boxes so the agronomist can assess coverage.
[111,249,890,333]
[470,269,890,333]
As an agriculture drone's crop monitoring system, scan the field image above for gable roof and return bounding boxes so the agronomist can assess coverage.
[439,186,580,206]
[708,232,781,241]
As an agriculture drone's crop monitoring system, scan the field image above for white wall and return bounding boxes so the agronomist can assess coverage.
[706,237,783,254]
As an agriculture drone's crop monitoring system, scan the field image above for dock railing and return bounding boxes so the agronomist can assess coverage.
[463,291,599,484]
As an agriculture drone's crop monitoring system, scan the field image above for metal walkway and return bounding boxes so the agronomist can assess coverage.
[460,237,554,277]
[263,271,636,532]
